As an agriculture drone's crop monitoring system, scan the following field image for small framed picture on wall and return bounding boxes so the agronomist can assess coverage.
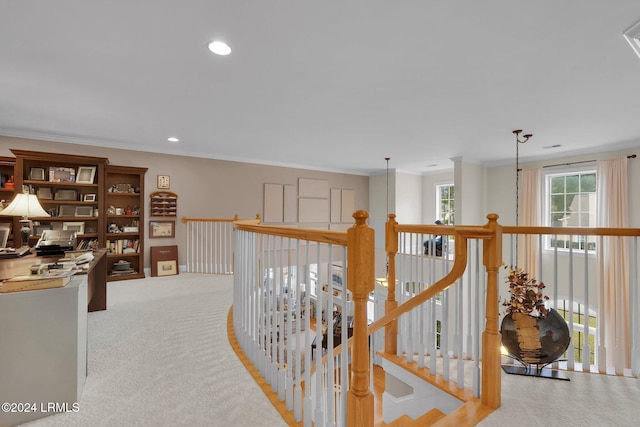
[157,175,170,189]
[149,220,175,238]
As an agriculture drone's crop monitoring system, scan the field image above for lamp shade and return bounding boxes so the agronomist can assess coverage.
[0,193,50,218]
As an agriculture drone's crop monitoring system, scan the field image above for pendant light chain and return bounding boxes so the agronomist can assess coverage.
[513,130,532,267]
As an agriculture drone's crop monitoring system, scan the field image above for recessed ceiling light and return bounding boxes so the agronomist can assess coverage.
[624,19,640,59]
[208,41,231,56]
[168,137,179,142]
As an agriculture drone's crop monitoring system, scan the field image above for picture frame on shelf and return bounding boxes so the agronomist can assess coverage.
[157,260,178,276]
[0,226,9,248]
[74,206,94,217]
[83,193,96,202]
[54,188,78,201]
[33,224,52,236]
[109,183,133,193]
[59,205,76,217]
[76,166,96,184]
[63,221,85,235]
[37,187,53,200]
[49,166,76,183]
[149,220,175,238]
[29,167,46,181]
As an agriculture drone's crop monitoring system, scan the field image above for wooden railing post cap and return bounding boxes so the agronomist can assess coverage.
[486,213,499,223]
[387,213,396,221]
[352,210,369,225]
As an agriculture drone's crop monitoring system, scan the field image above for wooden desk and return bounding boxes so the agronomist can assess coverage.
[0,249,108,312]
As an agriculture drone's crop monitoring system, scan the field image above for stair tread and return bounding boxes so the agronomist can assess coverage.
[382,408,446,427]
[376,353,495,427]
[378,352,475,402]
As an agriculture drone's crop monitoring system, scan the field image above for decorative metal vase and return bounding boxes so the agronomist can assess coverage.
[501,308,570,366]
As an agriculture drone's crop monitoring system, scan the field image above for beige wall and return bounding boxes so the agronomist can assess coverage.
[0,136,370,269]
[396,171,422,225]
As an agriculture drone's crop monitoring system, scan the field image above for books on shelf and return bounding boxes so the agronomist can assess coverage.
[106,239,140,255]
[109,268,137,277]
[0,270,74,293]
[76,238,99,251]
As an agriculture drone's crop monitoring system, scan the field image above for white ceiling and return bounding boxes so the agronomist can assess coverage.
[2,1,640,176]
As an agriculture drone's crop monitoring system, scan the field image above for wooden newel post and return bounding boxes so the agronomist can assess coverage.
[385,214,398,355]
[347,210,375,427]
[481,213,502,409]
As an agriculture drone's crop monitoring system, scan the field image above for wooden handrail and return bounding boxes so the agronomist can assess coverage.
[389,223,640,238]
[182,215,238,223]
[380,213,504,410]
[182,214,262,224]
[504,225,640,236]
[369,231,470,336]
[234,223,348,246]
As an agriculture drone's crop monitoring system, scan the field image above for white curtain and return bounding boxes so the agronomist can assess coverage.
[519,168,542,277]
[596,157,630,374]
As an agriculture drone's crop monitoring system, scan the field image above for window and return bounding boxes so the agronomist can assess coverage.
[554,300,597,366]
[436,183,454,225]
[545,171,596,250]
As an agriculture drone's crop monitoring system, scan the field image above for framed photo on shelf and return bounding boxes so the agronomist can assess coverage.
[29,167,46,181]
[83,193,96,202]
[54,188,78,201]
[49,166,76,183]
[76,166,96,184]
[33,224,52,236]
[0,226,10,248]
[59,205,77,217]
[63,221,85,235]
[37,187,53,200]
[75,206,94,217]
[149,220,175,238]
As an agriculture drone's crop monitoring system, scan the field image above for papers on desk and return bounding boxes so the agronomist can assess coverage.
[0,247,31,259]
[0,270,74,293]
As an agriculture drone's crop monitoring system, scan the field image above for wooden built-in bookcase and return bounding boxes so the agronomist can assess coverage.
[6,150,148,282]
[104,165,147,281]
[0,157,16,248]
[11,149,108,250]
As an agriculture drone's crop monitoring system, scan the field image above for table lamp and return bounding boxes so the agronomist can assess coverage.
[0,193,50,250]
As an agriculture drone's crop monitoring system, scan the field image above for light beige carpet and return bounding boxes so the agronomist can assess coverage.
[19,273,640,427]
[21,273,286,427]
[478,367,640,427]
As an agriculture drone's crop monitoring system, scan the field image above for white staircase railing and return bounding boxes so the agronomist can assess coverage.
[183,215,259,274]
[233,224,353,426]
